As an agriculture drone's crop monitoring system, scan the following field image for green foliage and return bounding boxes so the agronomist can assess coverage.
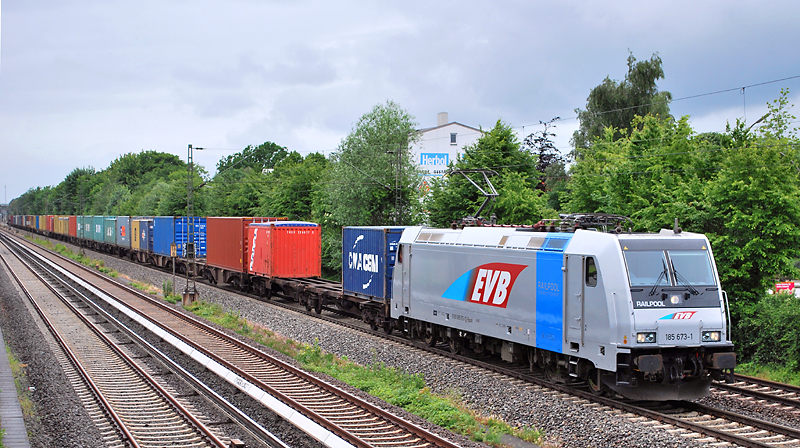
[573,51,672,151]
[107,151,185,191]
[565,107,800,306]
[9,150,192,216]
[326,100,423,227]
[736,362,800,387]
[216,141,288,173]
[735,291,800,371]
[259,152,328,221]
[757,88,798,140]
[426,120,556,226]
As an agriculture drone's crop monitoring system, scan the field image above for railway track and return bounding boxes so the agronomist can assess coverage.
[1,231,464,448]
[712,374,800,409]
[0,234,230,448]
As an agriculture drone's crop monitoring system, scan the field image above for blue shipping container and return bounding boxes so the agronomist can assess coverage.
[152,216,176,256]
[342,226,407,300]
[136,219,154,252]
[152,217,207,257]
[176,217,207,258]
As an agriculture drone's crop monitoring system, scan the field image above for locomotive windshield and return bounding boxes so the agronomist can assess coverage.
[624,249,716,287]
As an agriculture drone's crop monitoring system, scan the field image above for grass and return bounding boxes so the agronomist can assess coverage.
[183,300,545,447]
[735,362,800,386]
[25,236,119,278]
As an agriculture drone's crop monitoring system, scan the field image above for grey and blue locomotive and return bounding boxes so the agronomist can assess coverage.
[389,216,735,400]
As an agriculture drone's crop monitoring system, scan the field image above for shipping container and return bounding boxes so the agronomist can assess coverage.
[342,226,406,300]
[247,221,321,278]
[139,219,153,252]
[132,220,140,249]
[68,216,77,237]
[104,217,117,244]
[55,216,68,235]
[77,216,89,239]
[116,216,131,248]
[152,216,206,258]
[176,217,206,258]
[206,217,288,273]
[91,216,104,242]
[153,217,175,256]
[46,215,55,232]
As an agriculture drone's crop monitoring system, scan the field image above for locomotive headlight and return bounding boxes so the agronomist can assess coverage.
[637,332,656,343]
[669,294,682,305]
[702,331,721,342]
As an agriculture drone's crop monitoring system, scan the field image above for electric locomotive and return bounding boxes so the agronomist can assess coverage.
[388,215,735,400]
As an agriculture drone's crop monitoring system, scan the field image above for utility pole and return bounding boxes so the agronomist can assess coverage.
[183,144,199,305]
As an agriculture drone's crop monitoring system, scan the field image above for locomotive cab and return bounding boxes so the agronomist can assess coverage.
[603,230,735,400]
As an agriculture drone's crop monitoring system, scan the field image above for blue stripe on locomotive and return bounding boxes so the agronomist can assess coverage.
[535,234,572,354]
[536,251,564,353]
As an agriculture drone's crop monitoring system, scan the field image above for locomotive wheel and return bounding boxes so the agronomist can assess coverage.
[587,368,608,395]
[424,331,437,347]
[314,299,322,314]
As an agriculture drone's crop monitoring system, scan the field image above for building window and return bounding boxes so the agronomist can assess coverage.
[450,133,457,145]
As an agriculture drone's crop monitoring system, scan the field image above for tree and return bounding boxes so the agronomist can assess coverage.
[259,152,328,221]
[572,52,672,151]
[107,151,185,190]
[425,120,555,226]
[563,94,800,307]
[522,117,569,210]
[216,141,288,173]
[325,101,423,226]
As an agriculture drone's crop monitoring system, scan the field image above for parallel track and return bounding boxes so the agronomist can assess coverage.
[0,234,229,448]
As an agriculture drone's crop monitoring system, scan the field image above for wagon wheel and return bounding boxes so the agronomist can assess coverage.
[382,321,393,335]
[527,349,536,372]
[314,299,322,314]
[304,299,312,312]
[369,320,378,331]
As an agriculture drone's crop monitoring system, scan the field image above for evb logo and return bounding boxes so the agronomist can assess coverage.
[442,263,528,308]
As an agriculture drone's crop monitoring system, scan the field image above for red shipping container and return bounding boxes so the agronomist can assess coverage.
[247,221,320,278]
[206,217,289,273]
[68,216,77,237]
[47,215,55,232]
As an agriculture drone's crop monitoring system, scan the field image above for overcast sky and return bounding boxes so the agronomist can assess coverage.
[2,1,799,203]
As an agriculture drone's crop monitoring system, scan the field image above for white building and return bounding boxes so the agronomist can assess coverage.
[409,112,482,178]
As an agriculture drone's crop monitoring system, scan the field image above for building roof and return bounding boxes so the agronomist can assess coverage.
[416,121,482,134]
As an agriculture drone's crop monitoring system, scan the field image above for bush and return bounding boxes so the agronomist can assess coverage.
[735,291,800,371]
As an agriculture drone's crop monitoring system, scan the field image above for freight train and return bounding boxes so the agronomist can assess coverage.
[5,213,735,400]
